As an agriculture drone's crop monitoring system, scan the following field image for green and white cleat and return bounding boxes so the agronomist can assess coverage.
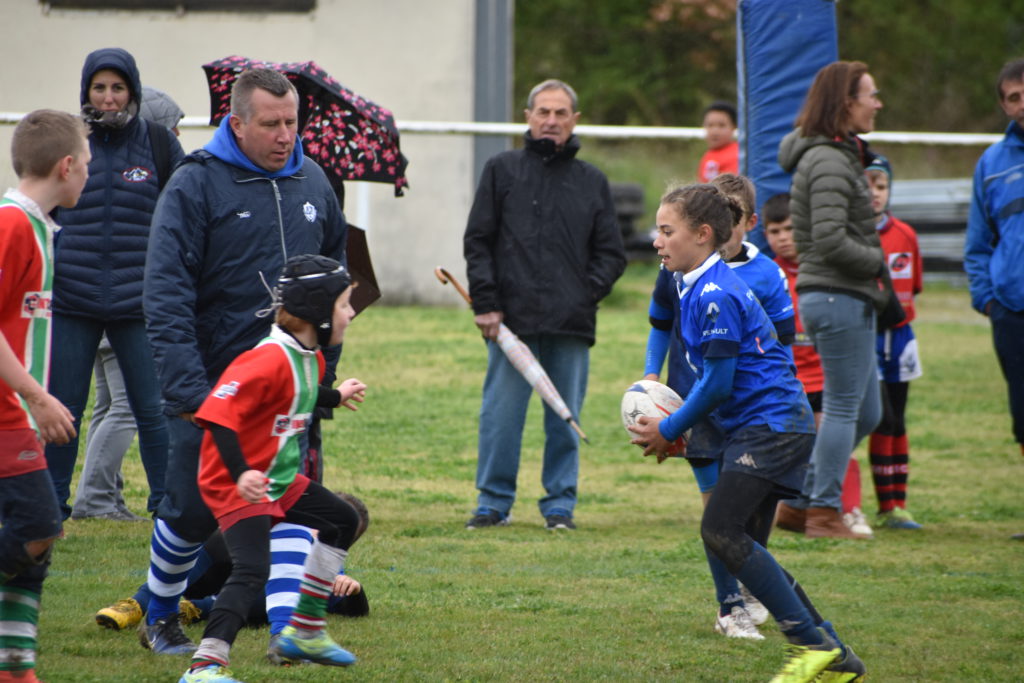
[270,625,356,667]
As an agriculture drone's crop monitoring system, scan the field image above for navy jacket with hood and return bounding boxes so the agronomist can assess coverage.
[144,116,347,416]
[53,47,185,320]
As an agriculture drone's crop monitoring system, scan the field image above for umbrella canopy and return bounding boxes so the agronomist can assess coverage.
[202,55,409,197]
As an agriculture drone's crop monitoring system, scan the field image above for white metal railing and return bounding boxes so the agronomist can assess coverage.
[0,112,1005,146]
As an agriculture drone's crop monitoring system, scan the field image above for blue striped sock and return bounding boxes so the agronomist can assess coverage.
[146,519,203,624]
[265,523,314,635]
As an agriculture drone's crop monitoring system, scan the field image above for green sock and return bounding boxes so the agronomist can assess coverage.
[0,584,39,672]
[288,541,347,634]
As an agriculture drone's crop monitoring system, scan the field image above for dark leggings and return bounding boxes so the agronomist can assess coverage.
[702,470,823,624]
[701,470,778,571]
[202,480,360,644]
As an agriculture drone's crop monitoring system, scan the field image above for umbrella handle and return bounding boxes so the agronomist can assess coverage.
[569,419,590,445]
[434,266,473,306]
[437,265,590,448]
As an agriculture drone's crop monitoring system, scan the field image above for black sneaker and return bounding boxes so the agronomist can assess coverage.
[138,616,197,655]
[545,514,576,530]
[465,508,508,529]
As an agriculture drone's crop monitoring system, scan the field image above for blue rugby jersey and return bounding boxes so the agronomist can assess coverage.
[675,253,813,435]
[648,243,794,392]
[726,242,794,330]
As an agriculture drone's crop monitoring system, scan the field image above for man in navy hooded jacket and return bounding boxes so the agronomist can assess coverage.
[133,68,347,654]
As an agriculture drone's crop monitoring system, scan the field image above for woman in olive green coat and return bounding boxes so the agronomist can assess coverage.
[776,60,886,539]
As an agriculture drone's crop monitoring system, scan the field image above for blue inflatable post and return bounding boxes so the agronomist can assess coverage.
[736,0,838,256]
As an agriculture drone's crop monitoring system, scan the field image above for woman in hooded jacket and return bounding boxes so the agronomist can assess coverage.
[46,47,184,521]
[775,60,887,539]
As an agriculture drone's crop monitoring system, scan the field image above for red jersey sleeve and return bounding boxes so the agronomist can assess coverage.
[196,344,288,432]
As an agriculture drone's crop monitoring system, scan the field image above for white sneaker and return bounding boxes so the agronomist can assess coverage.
[843,507,874,537]
[739,584,770,626]
[714,606,765,640]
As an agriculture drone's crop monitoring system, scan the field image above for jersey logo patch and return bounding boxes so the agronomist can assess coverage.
[212,381,240,399]
[303,202,317,222]
[700,282,721,297]
[888,252,913,279]
[122,166,153,182]
[21,291,52,318]
[271,413,311,437]
[236,211,252,219]
[705,301,720,322]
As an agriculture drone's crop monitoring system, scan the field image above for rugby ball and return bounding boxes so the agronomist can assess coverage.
[621,380,689,455]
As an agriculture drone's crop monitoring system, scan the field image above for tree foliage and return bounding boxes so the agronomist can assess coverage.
[514,0,738,127]
[515,0,1024,132]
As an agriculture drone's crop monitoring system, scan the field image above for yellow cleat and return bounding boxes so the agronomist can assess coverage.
[178,598,203,625]
[769,641,841,683]
[95,597,143,631]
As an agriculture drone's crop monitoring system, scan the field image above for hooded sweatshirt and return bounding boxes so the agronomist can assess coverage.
[778,128,886,310]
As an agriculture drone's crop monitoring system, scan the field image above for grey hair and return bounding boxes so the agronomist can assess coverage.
[526,79,578,111]
[230,68,298,122]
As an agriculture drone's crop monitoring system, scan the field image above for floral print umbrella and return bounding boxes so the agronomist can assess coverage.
[203,55,409,197]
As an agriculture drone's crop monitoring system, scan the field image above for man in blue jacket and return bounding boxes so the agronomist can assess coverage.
[127,68,347,655]
[463,79,626,532]
[965,57,1024,464]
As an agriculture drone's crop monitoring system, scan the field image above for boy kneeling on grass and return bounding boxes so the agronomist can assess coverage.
[180,254,367,683]
[0,109,89,683]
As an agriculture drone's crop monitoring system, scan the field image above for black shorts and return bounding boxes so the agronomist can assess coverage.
[720,424,814,496]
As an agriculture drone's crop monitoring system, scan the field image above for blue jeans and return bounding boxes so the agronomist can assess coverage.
[0,467,62,594]
[45,314,168,519]
[475,334,589,518]
[797,291,881,511]
[990,301,1024,444]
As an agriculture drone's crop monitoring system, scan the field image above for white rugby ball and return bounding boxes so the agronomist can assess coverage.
[621,380,689,454]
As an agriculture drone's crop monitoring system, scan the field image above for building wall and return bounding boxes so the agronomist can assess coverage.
[0,0,479,304]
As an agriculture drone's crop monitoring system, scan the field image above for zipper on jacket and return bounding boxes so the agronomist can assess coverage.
[271,179,288,261]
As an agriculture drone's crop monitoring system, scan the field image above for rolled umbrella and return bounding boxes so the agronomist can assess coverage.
[435,267,589,444]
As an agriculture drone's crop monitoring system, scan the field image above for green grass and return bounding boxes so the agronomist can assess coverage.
[40,263,1024,681]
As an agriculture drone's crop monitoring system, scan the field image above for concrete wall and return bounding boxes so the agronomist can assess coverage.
[0,0,479,305]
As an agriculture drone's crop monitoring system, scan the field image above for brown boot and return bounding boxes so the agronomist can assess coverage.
[774,501,806,533]
[805,506,871,539]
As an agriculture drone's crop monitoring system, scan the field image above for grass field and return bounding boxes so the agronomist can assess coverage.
[39,263,1023,682]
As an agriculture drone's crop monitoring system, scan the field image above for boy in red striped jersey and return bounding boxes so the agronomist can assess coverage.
[0,109,89,683]
[180,255,367,683]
